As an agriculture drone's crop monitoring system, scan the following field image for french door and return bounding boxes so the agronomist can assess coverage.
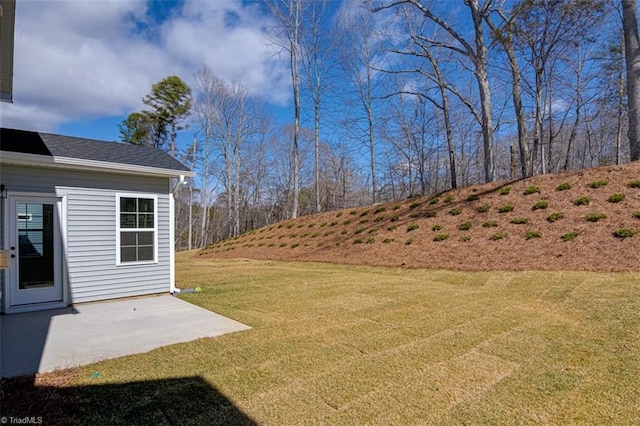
[7,195,64,310]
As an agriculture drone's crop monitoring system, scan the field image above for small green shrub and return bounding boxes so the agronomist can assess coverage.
[556,182,572,191]
[279,243,287,247]
[390,215,400,222]
[349,210,358,215]
[588,180,608,189]
[289,233,298,238]
[482,221,498,228]
[308,223,315,228]
[359,219,369,224]
[433,233,449,241]
[459,236,472,242]
[525,230,542,240]
[360,210,370,217]
[407,223,420,232]
[613,228,637,239]
[382,238,394,243]
[476,204,490,213]
[608,193,625,203]
[311,233,319,238]
[373,216,384,223]
[444,195,455,203]
[409,202,421,209]
[374,207,386,214]
[490,232,508,241]
[409,212,420,218]
[561,232,580,242]
[498,204,514,213]
[424,211,437,218]
[291,243,299,248]
[466,194,480,202]
[585,212,607,222]
[324,231,333,237]
[405,238,414,245]
[353,239,363,244]
[366,237,375,244]
[368,227,379,234]
[500,186,511,195]
[330,221,338,226]
[267,243,275,247]
[432,224,442,231]
[547,212,565,223]
[393,204,401,210]
[299,233,308,238]
[387,225,397,231]
[336,212,343,217]
[524,185,540,195]
[354,228,365,234]
[340,229,348,235]
[458,221,472,230]
[510,217,529,224]
[343,219,352,225]
[320,222,327,227]
[286,224,294,229]
[634,211,640,219]
[449,208,462,216]
[573,196,590,206]
[628,180,640,188]
[532,200,549,210]
[429,198,439,205]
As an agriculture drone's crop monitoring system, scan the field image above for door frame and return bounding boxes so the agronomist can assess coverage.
[3,192,68,314]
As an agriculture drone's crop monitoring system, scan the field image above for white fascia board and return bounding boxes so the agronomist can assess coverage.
[0,151,196,178]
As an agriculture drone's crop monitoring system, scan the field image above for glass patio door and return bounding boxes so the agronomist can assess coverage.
[8,196,64,308]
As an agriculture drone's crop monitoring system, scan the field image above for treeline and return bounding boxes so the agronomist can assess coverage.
[121,0,640,250]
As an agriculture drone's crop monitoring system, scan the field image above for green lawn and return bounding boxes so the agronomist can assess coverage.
[7,254,640,424]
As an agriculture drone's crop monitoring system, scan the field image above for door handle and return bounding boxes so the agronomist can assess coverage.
[11,254,16,258]
[10,246,15,251]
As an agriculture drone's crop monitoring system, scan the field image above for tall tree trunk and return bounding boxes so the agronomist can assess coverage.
[506,37,530,177]
[234,140,241,236]
[616,73,625,165]
[469,0,495,183]
[291,34,301,218]
[622,0,640,161]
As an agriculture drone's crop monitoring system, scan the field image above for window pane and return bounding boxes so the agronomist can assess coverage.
[138,213,154,228]
[120,232,137,246]
[139,199,154,213]
[121,198,137,213]
[138,246,153,261]
[121,247,137,262]
[137,231,153,245]
[120,213,137,228]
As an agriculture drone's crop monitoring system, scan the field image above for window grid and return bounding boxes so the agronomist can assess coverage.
[118,196,156,264]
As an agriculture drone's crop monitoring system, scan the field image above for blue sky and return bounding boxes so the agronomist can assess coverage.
[0,0,294,143]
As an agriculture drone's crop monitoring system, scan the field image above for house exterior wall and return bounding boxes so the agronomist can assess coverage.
[1,164,173,306]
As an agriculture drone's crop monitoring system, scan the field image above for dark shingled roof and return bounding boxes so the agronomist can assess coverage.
[0,127,191,172]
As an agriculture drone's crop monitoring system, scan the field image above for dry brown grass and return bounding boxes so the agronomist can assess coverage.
[6,256,638,424]
[200,162,640,272]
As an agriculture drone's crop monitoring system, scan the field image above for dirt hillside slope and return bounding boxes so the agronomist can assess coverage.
[198,162,640,272]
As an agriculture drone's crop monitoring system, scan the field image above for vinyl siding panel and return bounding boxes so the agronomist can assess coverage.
[2,165,174,305]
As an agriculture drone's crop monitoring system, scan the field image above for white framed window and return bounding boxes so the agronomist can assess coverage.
[116,194,158,265]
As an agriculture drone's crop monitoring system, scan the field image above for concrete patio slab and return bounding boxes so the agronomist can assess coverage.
[0,295,251,378]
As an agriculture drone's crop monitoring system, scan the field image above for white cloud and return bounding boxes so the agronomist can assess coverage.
[0,0,290,132]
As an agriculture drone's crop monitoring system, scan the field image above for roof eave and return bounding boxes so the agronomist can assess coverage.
[0,151,196,178]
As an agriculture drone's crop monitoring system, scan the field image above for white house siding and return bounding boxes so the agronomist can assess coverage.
[1,164,173,304]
